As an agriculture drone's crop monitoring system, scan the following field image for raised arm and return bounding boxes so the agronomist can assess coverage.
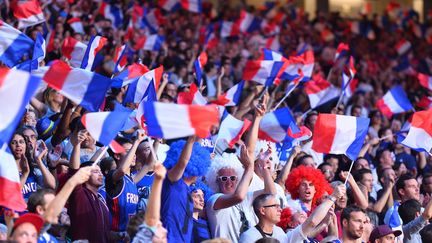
[145,163,166,227]
[213,144,254,210]
[35,141,56,190]
[340,171,368,209]
[275,146,301,188]
[245,93,268,160]
[157,74,169,100]
[369,176,395,213]
[69,129,87,170]
[167,136,195,182]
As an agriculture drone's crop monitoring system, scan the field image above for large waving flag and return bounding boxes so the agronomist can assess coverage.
[243,59,286,86]
[67,17,85,34]
[43,61,111,111]
[15,32,46,72]
[258,108,300,142]
[214,114,251,154]
[238,10,261,33]
[113,45,128,74]
[123,66,163,103]
[194,52,207,87]
[111,63,149,88]
[304,76,340,109]
[399,109,432,153]
[0,20,34,67]
[81,111,131,145]
[376,86,413,118]
[418,73,432,91]
[204,25,219,49]
[99,1,124,29]
[220,21,240,38]
[0,68,41,143]
[12,0,45,29]
[177,82,207,105]
[312,114,370,160]
[282,50,315,81]
[211,80,244,106]
[341,56,357,98]
[0,143,27,211]
[135,83,158,129]
[61,36,87,68]
[180,0,202,13]
[143,102,219,139]
[81,36,107,71]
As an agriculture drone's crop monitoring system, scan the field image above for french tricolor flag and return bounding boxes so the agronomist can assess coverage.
[177,82,207,105]
[12,0,45,29]
[376,86,413,118]
[0,68,41,143]
[67,17,85,34]
[15,32,45,72]
[400,109,432,153]
[180,0,202,13]
[159,0,181,12]
[282,50,315,81]
[0,20,34,67]
[214,114,251,154]
[143,102,219,139]
[113,44,128,74]
[99,1,124,29]
[61,36,87,68]
[211,80,244,106]
[220,21,240,38]
[0,143,27,211]
[42,61,112,112]
[81,36,107,71]
[417,96,432,110]
[111,63,149,88]
[335,43,349,62]
[194,52,207,87]
[123,66,163,103]
[396,39,412,56]
[341,56,357,98]
[142,8,165,33]
[135,83,158,129]
[258,108,300,143]
[134,34,165,51]
[204,25,219,49]
[304,75,340,109]
[418,73,432,91]
[243,59,286,86]
[238,10,261,33]
[265,35,281,52]
[312,114,370,160]
[81,111,131,146]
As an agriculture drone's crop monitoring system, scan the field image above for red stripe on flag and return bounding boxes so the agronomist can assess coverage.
[242,61,261,80]
[229,119,252,148]
[43,61,71,90]
[61,37,79,60]
[0,68,9,88]
[312,114,336,154]
[411,110,432,137]
[376,99,393,118]
[188,105,219,138]
[153,66,164,91]
[0,177,26,211]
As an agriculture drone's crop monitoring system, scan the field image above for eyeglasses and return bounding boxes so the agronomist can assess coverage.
[218,176,237,182]
[262,204,281,209]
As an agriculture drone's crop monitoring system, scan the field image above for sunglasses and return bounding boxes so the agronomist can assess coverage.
[218,176,237,182]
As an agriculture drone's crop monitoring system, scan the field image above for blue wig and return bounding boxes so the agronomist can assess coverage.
[189,180,214,203]
[163,140,211,178]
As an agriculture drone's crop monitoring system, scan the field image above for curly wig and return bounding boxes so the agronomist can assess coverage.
[163,140,211,178]
[189,180,214,203]
[205,152,244,193]
[285,165,333,206]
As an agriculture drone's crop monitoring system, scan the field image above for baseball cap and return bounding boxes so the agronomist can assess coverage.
[12,213,44,234]
[369,225,401,242]
[36,117,59,140]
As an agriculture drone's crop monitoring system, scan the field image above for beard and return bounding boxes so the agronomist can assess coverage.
[347,228,363,240]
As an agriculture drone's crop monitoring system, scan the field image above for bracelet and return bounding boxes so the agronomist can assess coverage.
[327,195,337,204]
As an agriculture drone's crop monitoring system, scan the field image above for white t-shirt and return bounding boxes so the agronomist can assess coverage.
[239,225,287,243]
[286,224,308,243]
[206,192,256,243]
[249,173,288,209]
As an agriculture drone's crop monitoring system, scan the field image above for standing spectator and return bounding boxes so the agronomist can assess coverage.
[341,205,367,243]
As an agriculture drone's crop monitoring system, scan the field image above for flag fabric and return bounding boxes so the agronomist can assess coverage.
[12,0,45,29]
[99,1,124,29]
[123,66,163,103]
[61,36,87,68]
[113,45,128,74]
[281,50,315,81]
[264,35,281,52]
[177,82,207,105]
[142,8,165,33]
[238,10,261,33]
[204,25,219,49]
[395,39,412,56]
[109,140,126,154]
[180,0,202,13]
[0,143,27,211]
[399,109,432,153]
[15,32,46,72]
[0,20,34,67]
[143,102,219,139]
[214,114,251,154]
[111,63,149,88]
[304,76,341,109]
[417,96,432,109]
[312,114,370,160]
[258,108,300,142]
[135,35,165,51]
[81,111,131,145]
[159,0,181,12]
[220,21,240,38]
[418,73,432,91]
[341,56,357,98]
[335,43,349,62]
[42,61,111,111]
[243,58,286,86]
[211,80,244,106]
[135,83,158,129]
[67,17,85,34]
[350,21,375,40]
[194,52,207,87]
[81,36,107,71]
[0,68,41,143]
[376,86,413,118]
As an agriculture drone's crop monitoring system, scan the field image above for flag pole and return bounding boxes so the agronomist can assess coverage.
[148,138,160,164]
[92,146,109,166]
[344,159,354,186]
[273,82,299,111]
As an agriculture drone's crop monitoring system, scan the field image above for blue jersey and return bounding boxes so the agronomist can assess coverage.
[134,172,154,212]
[106,175,139,231]
[192,218,211,243]
[38,232,58,243]
[21,172,40,200]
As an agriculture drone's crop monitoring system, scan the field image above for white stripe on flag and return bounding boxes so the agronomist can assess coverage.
[61,69,93,105]
[383,93,405,113]
[402,127,432,152]
[154,103,195,139]
[330,115,357,154]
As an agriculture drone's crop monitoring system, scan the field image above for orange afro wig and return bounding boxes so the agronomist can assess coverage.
[285,165,333,206]
[277,207,292,231]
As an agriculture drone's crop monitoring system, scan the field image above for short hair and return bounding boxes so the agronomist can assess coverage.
[420,224,432,242]
[252,194,276,218]
[353,168,372,182]
[318,162,332,171]
[255,238,280,243]
[126,211,145,240]
[375,148,390,162]
[398,199,421,224]
[80,161,94,168]
[295,154,313,166]
[27,188,55,213]
[100,157,115,176]
[396,174,416,196]
[341,205,365,228]
[324,154,339,163]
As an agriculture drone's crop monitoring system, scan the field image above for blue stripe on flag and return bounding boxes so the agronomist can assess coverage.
[391,86,413,111]
[143,102,164,138]
[81,73,112,111]
[345,117,370,160]
[99,111,131,145]
[1,33,34,67]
